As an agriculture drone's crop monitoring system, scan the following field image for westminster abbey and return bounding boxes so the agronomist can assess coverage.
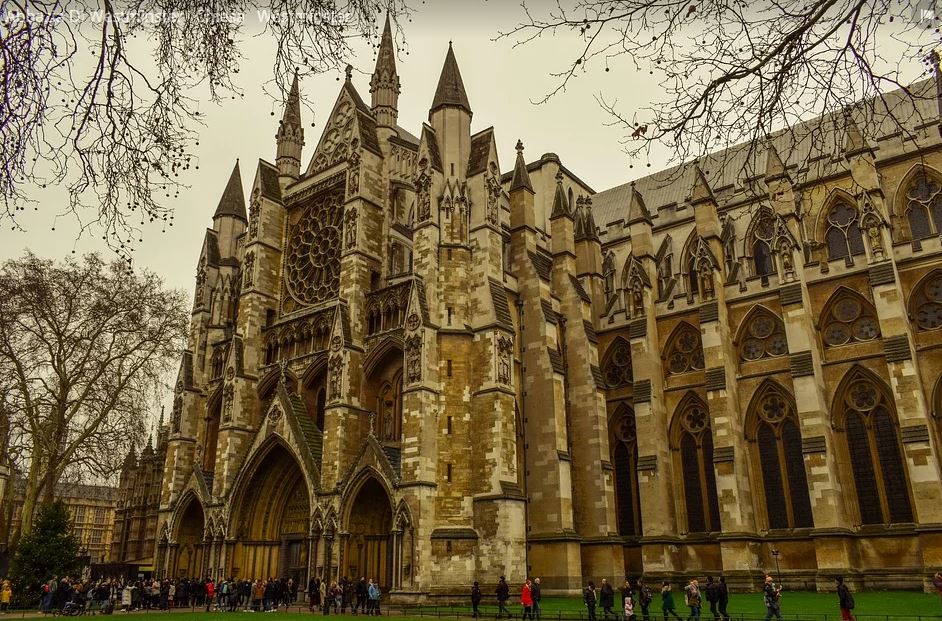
[145,17,942,597]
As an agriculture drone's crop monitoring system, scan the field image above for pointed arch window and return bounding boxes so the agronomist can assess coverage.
[910,271,942,331]
[821,291,880,347]
[904,174,942,239]
[751,212,776,277]
[837,373,913,525]
[610,405,642,536]
[664,323,704,375]
[739,309,789,361]
[825,201,865,261]
[749,384,813,529]
[674,396,721,533]
[602,339,633,388]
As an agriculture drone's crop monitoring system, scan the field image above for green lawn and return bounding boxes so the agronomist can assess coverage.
[7,594,940,621]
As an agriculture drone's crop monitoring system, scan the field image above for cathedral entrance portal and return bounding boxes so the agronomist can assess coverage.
[343,477,392,588]
[231,442,310,582]
[174,496,205,578]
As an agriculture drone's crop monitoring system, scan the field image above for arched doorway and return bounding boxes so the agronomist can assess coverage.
[343,477,392,587]
[231,443,310,582]
[363,344,403,444]
[174,496,205,578]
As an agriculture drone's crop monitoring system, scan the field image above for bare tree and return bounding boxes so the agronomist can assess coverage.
[0,252,188,539]
[500,1,942,178]
[0,0,409,259]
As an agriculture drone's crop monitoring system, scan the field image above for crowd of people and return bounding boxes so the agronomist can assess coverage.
[0,570,938,618]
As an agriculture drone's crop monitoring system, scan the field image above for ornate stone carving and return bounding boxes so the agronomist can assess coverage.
[222,383,234,422]
[330,335,343,352]
[485,162,501,226]
[406,312,421,331]
[345,208,357,249]
[267,403,283,424]
[195,267,206,305]
[415,157,432,223]
[243,251,255,289]
[405,334,422,384]
[328,354,343,401]
[309,99,356,174]
[249,187,261,239]
[346,139,361,199]
[171,394,183,434]
[284,185,344,308]
[496,334,513,384]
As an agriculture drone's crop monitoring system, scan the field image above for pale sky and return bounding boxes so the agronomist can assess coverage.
[1,0,663,291]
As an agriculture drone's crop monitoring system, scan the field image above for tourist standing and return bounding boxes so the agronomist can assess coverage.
[684,579,701,621]
[471,581,482,618]
[624,591,636,621]
[521,579,534,621]
[762,575,782,621]
[367,579,380,616]
[532,578,542,620]
[716,578,729,621]
[319,580,327,615]
[660,582,681,621]
[496,576,510,619]
[638,579,653,621]
[600,579,616,620]
[836,577,855,621]
[704,577,718,621]
[933,572,942,613]
[584,581,598,621]
[1,578,12,613]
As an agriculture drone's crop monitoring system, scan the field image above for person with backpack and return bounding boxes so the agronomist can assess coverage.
[704,577,718,621]
[637,579,653,621]
[762,575,782,621]
[836,577,855,621]
[471,581,482,618]
[684,579,701,621]
[584,581,598,621]
[661,582,682,621]
[716,577,729,621]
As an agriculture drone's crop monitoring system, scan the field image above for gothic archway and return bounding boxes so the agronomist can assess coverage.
[363,341,404,444]
[173,494,205,578]
[230,441,311,582]
[343,475,393,587]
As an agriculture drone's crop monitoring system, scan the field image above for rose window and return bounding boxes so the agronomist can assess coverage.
[603,340,633,388]
[911,273,942,331]
[822,292,880,347]
[666,324,704,375]
[284,186,344,307]
[740,310,789,361]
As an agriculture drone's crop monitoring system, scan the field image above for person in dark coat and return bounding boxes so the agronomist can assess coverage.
[471,581,482,618]
[637,579,653,621]
[600,579,616,620]
[704,577,718,621]
[496,576,510,619]
[661,582,682,621]
[836,577,855,621]
[354,577,367,615]
[532,578,542,620]
[717,577,729,621]
[584,581,598,621]
[762,575,782,621]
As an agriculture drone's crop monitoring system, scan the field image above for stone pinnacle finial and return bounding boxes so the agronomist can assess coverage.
[345,64,353,81]
[516,139,524,154]
[510,139,533,193]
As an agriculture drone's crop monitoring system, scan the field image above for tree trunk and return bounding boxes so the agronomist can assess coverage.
[17,452,45,539]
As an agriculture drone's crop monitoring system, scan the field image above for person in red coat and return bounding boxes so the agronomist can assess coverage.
[521,579,534,621]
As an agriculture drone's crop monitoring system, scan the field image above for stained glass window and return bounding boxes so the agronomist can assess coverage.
[740,309,789,362]
[910,272,942,331]
[821,291,881,347]
[603,339,633,388]
[840,375,914,525]
[825,202,865,261]
[610,406,641,536]
[665,323,705,375]
[676,397,721,534]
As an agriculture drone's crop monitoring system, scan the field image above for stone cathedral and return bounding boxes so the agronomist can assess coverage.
[150,17,942,597]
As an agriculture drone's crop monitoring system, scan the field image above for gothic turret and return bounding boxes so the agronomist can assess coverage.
[213,160,247,259]
[276,72,304,187]
[430,43,472,179]
[370,15,400,130]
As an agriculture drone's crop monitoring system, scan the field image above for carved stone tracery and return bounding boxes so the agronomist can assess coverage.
[283,184,345,310]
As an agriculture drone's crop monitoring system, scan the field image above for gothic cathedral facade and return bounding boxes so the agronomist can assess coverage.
[153,20,942,596]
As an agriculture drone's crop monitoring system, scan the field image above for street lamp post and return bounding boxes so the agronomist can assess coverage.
[771,549,781,584]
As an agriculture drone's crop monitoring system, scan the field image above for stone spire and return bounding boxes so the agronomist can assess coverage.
[276,72,305,184]
[370,14,400,129]
[765,142,788,181]
[214,160,246,222]
[510,140,534,193]
[842,110,872,156]
[584,197,600,242]
[627,184,652,225]
[430,42,472,116]
[689,164,715,206]
[550,170,571,219]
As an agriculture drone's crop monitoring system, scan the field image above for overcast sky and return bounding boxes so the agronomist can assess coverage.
[1,0,666,292]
